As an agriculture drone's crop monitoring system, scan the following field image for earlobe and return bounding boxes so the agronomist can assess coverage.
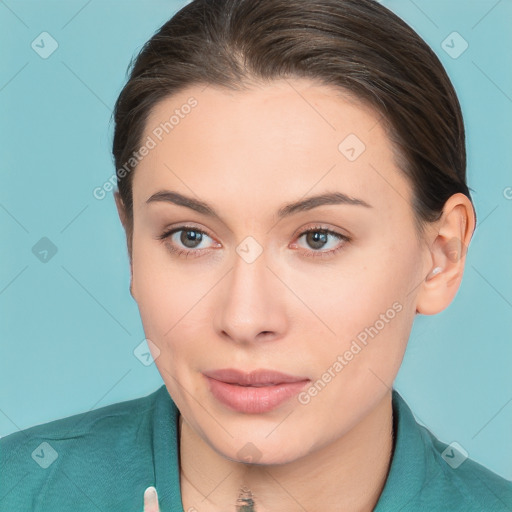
[415,193,475,315]
[416,236,466,315]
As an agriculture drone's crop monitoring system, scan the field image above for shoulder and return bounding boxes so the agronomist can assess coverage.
[380,390,512,512]
[0,386,166,510]
[422,425,512,511]
[1,386,160,452]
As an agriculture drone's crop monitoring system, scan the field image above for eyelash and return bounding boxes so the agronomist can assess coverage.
[156,224,351,260]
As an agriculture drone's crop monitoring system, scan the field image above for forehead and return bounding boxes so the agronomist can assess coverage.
[132,78,412,216]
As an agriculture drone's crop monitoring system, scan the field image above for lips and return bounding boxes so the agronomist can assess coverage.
[203,368,310,413]
[203,368,309,386]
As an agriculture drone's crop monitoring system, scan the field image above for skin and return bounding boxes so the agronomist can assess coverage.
[119,78,475,512]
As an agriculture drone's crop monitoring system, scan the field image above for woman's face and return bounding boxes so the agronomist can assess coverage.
[128,78,432,464]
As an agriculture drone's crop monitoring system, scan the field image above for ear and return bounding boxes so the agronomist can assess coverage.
[415,193,476,315]
[114,190,128,231]
[114,191,135,299]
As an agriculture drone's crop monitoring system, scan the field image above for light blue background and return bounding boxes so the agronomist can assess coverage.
[1,0,511,480]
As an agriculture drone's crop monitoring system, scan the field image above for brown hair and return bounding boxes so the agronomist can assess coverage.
[112,0,474,257]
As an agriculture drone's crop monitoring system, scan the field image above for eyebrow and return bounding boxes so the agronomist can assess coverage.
[145,190,372,220]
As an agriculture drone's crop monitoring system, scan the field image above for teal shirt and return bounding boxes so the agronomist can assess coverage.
[1,385,511,511]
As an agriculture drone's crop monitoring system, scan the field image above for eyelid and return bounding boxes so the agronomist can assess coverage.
[156,222,215,241]
[291,222,351,241]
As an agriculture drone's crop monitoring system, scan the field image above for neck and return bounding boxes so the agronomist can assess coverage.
[178,390,394,512]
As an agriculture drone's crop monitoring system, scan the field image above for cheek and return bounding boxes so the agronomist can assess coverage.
[131,235,207,328]
[302,235,420,373]
[131,242,225,393]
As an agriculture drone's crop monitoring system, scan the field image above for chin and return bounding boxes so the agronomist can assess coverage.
[213,436,311,467]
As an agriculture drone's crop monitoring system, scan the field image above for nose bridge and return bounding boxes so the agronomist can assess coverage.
[214,235,285,343]
[229,235,271,311]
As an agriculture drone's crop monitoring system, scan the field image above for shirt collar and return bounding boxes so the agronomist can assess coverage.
[374,388,434,510]
[152,384,183,511]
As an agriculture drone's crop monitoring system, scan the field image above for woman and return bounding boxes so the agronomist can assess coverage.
[1,0,511,510]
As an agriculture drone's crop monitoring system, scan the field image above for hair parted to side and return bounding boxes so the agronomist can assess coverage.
[111,0,474,258]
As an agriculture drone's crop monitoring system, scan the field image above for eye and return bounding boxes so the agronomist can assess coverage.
[292,225,351,259]
[156,225,219,258]
[156,223,351,260]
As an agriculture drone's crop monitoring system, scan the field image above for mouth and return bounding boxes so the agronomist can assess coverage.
[203,368,310,413]
[204,368,309,386]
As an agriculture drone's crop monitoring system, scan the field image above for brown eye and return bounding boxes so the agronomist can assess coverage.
[156,225,218,258]
[303,230,329,250]
[293,225,351,260]
[179,229,204,249]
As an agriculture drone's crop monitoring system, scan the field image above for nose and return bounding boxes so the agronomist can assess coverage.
[213,243,288,345]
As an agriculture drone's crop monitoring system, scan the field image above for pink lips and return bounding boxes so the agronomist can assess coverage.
[203,369,310,414]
